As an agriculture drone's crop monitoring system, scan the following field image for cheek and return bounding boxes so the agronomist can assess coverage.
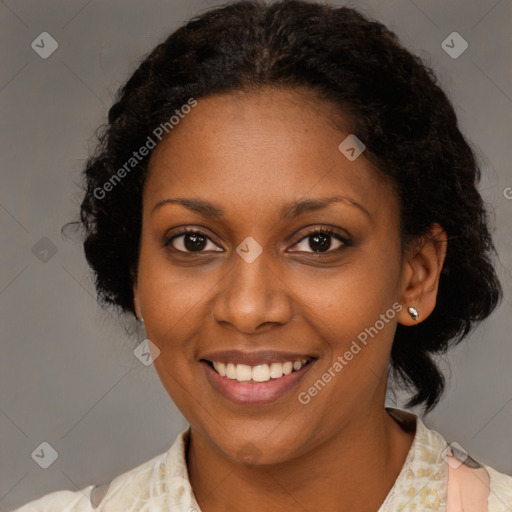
[136,254,211,417]
[298,245,401,382]
[135,248,211,366]
[137,237,212,321]
[304,249,400,329]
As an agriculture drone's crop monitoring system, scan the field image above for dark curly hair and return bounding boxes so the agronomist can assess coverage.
[69,0,502,412]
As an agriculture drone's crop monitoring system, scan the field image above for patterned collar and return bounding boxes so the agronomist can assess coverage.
[89,407,511,511]
[378,407,449,510]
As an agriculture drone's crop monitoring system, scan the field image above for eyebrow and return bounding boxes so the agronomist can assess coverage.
[151,195,371,219]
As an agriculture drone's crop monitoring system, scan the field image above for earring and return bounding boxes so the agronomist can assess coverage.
[408,307,419,321]
[137,317,145,325]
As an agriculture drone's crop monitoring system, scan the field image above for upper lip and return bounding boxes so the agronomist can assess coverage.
[200,350,317,366]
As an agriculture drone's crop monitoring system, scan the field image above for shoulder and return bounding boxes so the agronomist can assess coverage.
[383,408,512,512]
[12,453,167,512]
[12,487,96,512]
[484,464,512,511]
[11,430,191,512]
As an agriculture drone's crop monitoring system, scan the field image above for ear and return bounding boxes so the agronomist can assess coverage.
[397,223,448,326]
[130,267,143,320]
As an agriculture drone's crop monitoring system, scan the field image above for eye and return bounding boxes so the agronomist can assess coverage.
[289,227,351,254]
[164,229,222,253]
[164,226,352,255]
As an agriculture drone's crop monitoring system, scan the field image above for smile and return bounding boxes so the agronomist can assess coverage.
[200,352,317,405]
[208,359,311,382]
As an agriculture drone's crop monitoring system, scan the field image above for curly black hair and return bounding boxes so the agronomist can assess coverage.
[69,0,502,412]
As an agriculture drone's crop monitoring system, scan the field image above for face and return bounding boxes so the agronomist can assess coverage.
[133,87,412,464]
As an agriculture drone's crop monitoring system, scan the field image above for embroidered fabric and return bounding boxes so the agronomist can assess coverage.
[12,408,512,511]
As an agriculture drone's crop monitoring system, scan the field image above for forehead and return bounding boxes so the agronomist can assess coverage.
[144,88,395,223]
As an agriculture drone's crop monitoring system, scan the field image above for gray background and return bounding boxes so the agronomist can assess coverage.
[1,0,511,510]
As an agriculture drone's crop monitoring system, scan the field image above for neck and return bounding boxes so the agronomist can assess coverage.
[187,406,416,512]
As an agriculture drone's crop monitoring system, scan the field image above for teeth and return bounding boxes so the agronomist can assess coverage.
[282,361,293,375]
[236,364,252,381]
[212,361,226,377]
[225,363,236,379]
[252,364,270,382]
[269,362,283,379]
[211,359,309,382]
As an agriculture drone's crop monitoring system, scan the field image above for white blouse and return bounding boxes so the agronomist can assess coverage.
[12,407,512,511]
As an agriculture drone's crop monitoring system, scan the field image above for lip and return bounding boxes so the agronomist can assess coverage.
[201,356,316,405]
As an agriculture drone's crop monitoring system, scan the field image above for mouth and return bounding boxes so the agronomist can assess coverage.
[202,358,314,382]
[200,352,317,405]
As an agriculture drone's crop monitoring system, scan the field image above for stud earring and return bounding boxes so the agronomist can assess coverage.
[137,317,144,325]
[408,307,419,321]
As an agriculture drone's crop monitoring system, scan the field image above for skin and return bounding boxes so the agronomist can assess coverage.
[132,87,447,511]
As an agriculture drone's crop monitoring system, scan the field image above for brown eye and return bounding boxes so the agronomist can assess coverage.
[290,228,352,254]
[165,230,223,253]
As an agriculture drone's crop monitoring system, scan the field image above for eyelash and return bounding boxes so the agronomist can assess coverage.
[163,226,352,255]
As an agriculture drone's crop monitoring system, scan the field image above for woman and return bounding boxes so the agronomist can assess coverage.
[15,0,511,510]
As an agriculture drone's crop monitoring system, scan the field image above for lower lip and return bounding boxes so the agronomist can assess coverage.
[201,361,315,405]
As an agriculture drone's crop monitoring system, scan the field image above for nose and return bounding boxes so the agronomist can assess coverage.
[211,251,294,334]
